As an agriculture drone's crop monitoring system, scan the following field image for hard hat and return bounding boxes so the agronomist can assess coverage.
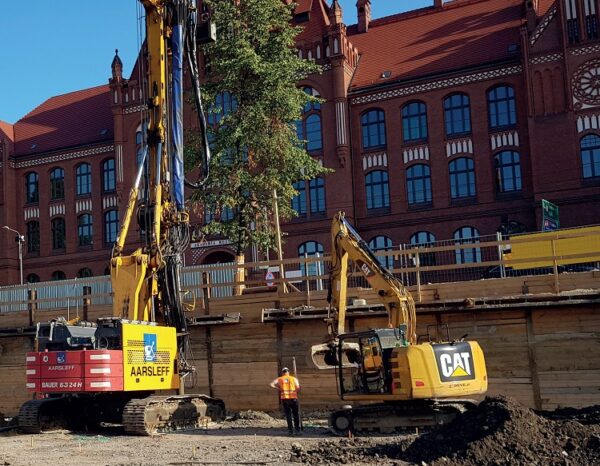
[281,367,290,373]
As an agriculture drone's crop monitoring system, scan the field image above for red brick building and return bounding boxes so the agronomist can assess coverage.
[1,0,599,284]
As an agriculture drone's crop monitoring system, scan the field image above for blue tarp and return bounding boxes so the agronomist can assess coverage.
[171,18,185,210]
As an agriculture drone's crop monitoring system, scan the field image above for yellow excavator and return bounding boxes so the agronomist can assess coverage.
[311,212,488,434]
[19,0,222,435]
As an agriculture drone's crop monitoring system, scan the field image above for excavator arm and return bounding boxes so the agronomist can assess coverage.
[312,212,417,368]
[328,212,417,342]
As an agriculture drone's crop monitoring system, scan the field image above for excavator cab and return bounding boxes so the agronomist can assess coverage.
[337,328,405,396]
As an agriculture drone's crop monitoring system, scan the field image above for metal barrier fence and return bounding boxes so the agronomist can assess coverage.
[0,226,598,313]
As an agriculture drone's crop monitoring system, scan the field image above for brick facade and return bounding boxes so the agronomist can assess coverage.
[0,0,599,284]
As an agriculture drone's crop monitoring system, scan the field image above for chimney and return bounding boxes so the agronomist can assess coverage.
[434,0,443,8]
[330,0,343,25]
[357,0,371,33]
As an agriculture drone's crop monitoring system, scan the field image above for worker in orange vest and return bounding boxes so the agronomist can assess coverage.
[270,367,301,435]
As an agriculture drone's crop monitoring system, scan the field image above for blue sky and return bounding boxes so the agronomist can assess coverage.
[0,1,432,124]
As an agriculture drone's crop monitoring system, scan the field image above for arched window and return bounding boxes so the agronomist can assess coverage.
[361,109,386,149]
[25,172,39,204]
[402,101,428,142]
[303,87,321,112]
[365,170,390,210]
[76,163,92,196]
[495,151,522,192]
[292,180,307,215]
[488,85,516,129]
[102,158,116,192]
[50,167,65,200]
[51,270,67,281]
[298,241,324,277]
[410,231,436,266]
[368,235,394,269]
[454,226,481,264]
[26,221,40,254]
[51,217,66,250]
[292,177,326,217]
[77,268,93,278]
[221,207,234,222]
[309,177,326,214]
[449,158,476,199]
[406,164,432,205]
[581,134,600,179]
[78,214,93,246]
[26,273,40,283]
[444,93,471,136]
[104,210,119,245]
[208,91,238,125]
[410,231,436,246]
[305,114,323,152]
[297,87,322,153]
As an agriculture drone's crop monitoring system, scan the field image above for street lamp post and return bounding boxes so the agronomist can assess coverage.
[3,226,24,285]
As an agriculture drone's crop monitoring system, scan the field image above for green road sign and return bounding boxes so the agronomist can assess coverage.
[541,199,560,231]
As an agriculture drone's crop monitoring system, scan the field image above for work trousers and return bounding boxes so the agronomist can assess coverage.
[281,398,301,433]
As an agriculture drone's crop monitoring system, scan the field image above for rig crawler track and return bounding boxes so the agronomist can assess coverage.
[18,398,69,434]
[18,394,226,436]
[123,395,226,435]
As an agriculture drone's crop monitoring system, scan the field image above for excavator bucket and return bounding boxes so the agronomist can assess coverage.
[310,341,361,370]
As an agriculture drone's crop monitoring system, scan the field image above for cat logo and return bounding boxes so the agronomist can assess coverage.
[432,342,476,382]
[356,260,374,277]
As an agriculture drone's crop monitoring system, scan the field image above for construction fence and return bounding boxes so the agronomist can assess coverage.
[0,225,599,313]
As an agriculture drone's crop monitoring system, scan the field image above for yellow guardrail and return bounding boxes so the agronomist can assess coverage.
[506,226,600,269]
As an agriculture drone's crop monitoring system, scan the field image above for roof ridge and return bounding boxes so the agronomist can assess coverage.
[45,83,109,101]
[364,0,501,29]
[17,83,109,122]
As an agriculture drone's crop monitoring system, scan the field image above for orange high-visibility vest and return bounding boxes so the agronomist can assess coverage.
[277,375,299,400]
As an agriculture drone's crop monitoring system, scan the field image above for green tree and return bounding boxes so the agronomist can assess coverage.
[187,0,329,259]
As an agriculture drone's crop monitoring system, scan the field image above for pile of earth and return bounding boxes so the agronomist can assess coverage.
[222,410,281,428]
[290,396,600,466]
[227,410,276,422]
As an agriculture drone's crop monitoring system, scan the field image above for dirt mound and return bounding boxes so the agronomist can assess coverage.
[290,397,600,465]
[377,396,600,466]
[396,396,599,465]
[227,410,275,422]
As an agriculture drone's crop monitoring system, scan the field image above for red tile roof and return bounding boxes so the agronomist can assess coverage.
[0,120,14,142]
[538,0,556,16]
[295,0,330,41]
[294,0,313,15]
[347,0,524,91]
[13,85,113,156]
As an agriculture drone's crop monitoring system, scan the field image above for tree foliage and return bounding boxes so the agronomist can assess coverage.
[186,0,329,255]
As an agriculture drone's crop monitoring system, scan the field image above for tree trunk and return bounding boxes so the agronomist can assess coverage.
[234,253,245,296]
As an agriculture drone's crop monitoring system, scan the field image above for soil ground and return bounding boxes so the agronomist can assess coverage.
[0,397,598,466]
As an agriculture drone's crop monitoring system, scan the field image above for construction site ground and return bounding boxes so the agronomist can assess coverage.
[0,397,599,466]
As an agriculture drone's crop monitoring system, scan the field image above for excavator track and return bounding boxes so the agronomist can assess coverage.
[122,395,226,435]
[329,399,477,436]
[18,398,69,434]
